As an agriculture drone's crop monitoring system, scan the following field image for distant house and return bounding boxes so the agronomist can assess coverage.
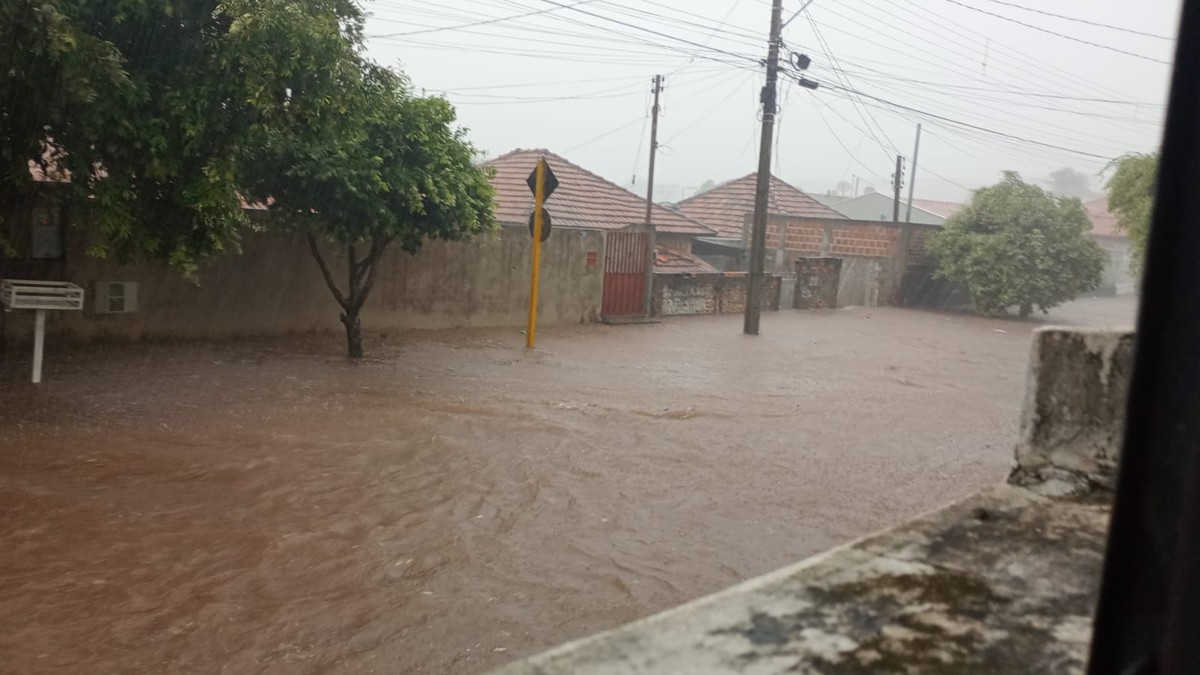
[483,149,715,259]
[484,148,728,319]
[910,199,965,221]
[811,192,946,226]
[675,172,845,240]
[1084,196,1136,295]
[677,174,942,308]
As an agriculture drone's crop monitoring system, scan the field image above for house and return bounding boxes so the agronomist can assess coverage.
[812,192,947,226]
[910,198,965,221]
[484,149,715,256]
[677,174,941,308]
[1084,196,1136,295]
[484,148,740,318]
[675,173,845,241]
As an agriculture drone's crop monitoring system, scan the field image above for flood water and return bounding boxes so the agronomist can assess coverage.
[0,299,1134,673]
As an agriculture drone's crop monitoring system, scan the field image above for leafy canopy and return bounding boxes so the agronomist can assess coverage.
[0,0,365,272]
[1106,153,1158,274]
[928,172,1106,317]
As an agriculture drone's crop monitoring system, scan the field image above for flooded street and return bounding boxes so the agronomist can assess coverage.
[0,299,1135,674]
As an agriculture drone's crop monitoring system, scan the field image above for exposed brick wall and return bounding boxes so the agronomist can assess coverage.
[653,273,780,316]
[828,224,900,257]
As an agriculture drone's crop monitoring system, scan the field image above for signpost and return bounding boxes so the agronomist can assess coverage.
[526,158,558,349]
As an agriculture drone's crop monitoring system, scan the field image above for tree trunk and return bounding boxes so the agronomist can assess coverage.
[342,310,363,359]
[306,233,391,360]
[1019,302,1033,319]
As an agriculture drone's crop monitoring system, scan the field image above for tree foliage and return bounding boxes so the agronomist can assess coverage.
[928,172,1106,317]
[3,0,497,357]
[0,0,365,271]
[1106,153,1158,274]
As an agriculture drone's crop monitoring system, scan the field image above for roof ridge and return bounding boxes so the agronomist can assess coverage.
[676,172,756,206]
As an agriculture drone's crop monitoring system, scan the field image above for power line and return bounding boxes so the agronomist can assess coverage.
[371,0,603,37]
[821,83,1115,160]
[968,0,1173,40]
[939,0,1171,64]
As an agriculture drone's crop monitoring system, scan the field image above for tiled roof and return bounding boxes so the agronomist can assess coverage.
[674,173,845,238]
[483,149,714,236]
[1085,196,1123,239]
[910,198,965,220]
[654,246,720,275]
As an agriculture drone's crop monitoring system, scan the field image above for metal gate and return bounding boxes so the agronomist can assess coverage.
[602,231,648,318]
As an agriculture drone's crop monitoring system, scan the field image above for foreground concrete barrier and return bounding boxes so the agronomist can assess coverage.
[1011,327,1135,493]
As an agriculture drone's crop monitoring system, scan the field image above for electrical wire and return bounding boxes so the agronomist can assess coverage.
[938,0,1171,64]
[820,83,1115,160]
[964,0,1172,40]
[370,0,601,37]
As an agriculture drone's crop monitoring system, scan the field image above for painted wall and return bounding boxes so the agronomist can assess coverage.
[1,225,605,341]
[652,273,780,316]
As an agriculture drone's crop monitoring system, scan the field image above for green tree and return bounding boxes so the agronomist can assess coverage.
[929,172,1106,318]
[0,0,364,271]
[239,59,496,358]
[1106,153,1158,274]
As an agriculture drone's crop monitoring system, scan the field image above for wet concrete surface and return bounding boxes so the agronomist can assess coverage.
[0,297,1135,674]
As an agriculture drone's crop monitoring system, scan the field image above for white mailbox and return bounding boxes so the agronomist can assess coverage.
[1,279,85,383]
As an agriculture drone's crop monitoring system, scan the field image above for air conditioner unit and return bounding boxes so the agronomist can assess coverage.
[94,281,138,314]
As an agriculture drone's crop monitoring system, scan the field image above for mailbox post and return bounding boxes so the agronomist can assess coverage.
[1,279,84,383]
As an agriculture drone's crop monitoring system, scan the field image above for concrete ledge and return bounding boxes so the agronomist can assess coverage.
[1010,327,1134,494]
[492,485,1109,674]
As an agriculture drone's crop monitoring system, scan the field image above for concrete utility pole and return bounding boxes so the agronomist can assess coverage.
[643,74,663,317]
[744,0,784,336]
[905,124,922,223]
[892,154,904,224]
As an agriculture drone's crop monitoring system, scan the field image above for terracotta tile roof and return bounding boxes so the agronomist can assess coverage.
[1085,196,1124,239]
[483,149,714,236]
[674,173,845,237]
[910,198,965,220]
[654,246,720,274]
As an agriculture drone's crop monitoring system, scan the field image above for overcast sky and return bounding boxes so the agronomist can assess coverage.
[363,0,1181,202]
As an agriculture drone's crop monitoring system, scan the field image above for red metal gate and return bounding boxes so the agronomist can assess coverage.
[602,231,648,318]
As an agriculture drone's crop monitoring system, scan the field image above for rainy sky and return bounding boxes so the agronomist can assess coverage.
[363,0,1181,202]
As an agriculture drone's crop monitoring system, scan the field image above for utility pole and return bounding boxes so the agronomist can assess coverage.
[744,0,784,336]
[643,74,663,318]
[904,124,922,223]
[892,154,904,224]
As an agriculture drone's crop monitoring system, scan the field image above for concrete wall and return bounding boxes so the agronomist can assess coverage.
[1011,327,1135,493]
[1,225,605,341]
[652,273,780,316]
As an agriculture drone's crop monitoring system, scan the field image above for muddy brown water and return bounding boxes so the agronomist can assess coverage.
[0,299,1134,673]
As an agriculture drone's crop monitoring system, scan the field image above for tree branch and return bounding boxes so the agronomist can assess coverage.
[307,233,349,311]
[351,234,391,313]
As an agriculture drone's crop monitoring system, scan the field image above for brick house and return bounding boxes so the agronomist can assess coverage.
[676,173,941,308]
[484,149,739,318]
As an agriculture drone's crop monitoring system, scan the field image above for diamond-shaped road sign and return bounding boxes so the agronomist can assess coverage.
[526,162,559,200]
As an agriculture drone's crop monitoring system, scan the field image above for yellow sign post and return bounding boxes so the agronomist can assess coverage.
[527,159,547,348]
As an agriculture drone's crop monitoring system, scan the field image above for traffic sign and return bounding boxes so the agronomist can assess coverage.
[526,162,559,200]
[528,208,552,242]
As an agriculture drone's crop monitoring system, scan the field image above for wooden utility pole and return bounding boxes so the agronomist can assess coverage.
[892,154,904,224]
[744,0,784,336]
[905,124,922,223]
[643,74,663,317]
